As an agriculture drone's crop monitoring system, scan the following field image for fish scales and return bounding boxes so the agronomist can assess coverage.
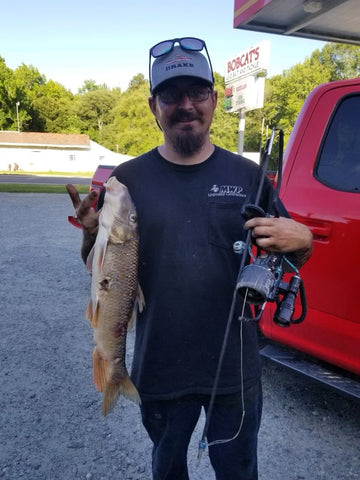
[86,177,143,416]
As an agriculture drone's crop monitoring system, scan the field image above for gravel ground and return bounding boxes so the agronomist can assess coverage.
[1,192,359,480]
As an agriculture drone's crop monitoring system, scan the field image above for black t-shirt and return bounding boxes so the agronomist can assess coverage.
[103,146,288,400]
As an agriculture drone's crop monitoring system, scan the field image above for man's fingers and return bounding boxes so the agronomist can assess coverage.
[76,190,98,219]
[66,183,82,209]
[66,184,98,218]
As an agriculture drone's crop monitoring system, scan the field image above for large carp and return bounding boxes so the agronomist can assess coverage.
[86,176,144,415]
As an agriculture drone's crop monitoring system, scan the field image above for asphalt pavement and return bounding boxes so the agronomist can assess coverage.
[0,173,90,185]
[1,192,359,480]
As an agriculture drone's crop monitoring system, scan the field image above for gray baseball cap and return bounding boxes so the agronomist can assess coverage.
[150,46,213,94]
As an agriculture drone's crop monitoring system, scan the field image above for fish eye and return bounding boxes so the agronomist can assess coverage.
[130,213,137,223]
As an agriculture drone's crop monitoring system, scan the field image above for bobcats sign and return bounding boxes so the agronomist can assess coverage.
[224,41,269,112]
[225,41,270,83]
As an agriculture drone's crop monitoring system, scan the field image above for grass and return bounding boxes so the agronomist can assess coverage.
[0,183,90,193]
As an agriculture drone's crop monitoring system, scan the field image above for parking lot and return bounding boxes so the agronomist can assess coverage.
[0,192,359,480]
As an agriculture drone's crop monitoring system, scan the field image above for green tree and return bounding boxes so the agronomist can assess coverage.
[12,63,47,131]
[263,57,331,140]
[78,79,110,94]
[311,43,360,81]
[32,80,81,133]
[76,87,121,142]
[211,72,239,151]
[0,56,15,129]
[128,73,147,90]
[104,76,162,156]
[243,109,265,153]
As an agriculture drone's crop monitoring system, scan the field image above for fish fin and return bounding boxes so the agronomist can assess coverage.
[96,233,110,270]
[87,233,108,273]
[93,348,109,392]
[97,243,107,270]
[86,245,95,273]
[102,375,141,416]
[86,299,93,322]
[137,284,145,313]
[90,300,100,328]
[128,285,145,330]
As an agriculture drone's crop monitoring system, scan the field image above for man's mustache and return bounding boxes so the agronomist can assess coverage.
[170,111,199,123]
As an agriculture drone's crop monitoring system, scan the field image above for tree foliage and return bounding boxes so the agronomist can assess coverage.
[211,72,239,152]
[0,42,359,157]
[311,43,360,81]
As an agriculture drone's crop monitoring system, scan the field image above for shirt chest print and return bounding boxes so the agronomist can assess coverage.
[208,184,246,198]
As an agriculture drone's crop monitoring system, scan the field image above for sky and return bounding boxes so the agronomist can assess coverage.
[1,0,326,93]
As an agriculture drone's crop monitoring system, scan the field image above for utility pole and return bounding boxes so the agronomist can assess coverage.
[16,102,20,132]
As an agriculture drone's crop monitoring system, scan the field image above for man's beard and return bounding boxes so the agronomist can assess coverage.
[172,131,205,156]
[170,110,205,156]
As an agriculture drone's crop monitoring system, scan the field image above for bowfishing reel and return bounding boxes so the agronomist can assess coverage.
[237,253,283,306]
[235,203,306,327]
[236,247,306,327]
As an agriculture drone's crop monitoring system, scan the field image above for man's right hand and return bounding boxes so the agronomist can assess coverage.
[66,184,100,235]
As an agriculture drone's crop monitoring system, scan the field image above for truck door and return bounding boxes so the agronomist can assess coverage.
[311,93,360,323]
[262,87,360,375]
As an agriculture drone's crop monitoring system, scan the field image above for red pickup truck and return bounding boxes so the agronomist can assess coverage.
[70,77,360,398]
[259,77,360,399]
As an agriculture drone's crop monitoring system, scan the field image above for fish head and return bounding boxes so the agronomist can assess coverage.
[101,177,138,242]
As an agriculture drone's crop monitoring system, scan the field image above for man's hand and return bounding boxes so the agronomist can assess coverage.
[66,184,100,235]
[244,216,313,267]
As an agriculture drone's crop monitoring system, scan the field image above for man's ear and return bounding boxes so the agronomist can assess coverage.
[212,89,218,109]
[148,96,157,116]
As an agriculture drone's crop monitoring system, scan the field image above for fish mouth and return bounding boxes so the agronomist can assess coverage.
[104,177,126,192]
[104,181,115,191]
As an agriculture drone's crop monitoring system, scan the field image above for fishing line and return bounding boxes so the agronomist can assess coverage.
[206,289,248,448]
[197,288,249,462]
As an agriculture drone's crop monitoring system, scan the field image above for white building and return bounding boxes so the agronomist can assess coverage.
[0,131,132,173]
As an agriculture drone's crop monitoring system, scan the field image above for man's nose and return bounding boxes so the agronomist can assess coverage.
[177,92,194,107]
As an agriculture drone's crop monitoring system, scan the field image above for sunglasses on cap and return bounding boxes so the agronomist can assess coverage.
[149,37,214,92]
[150,37,207,58]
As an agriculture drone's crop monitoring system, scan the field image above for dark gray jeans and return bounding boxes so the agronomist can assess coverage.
[140,381,262,480]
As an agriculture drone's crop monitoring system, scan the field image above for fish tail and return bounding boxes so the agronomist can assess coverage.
[102,375,141,416]
[93,348,108,392]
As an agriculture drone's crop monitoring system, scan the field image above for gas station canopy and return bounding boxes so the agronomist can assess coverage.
[234,0,360,45]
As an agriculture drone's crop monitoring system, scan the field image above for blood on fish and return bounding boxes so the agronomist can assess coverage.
[114,322,127,337]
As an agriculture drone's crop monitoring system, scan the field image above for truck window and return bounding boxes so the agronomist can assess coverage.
[315,95,360,193]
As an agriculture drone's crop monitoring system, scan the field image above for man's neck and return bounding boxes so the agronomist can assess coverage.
[157,142,215,165]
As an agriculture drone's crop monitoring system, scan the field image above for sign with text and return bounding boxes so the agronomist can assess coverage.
[224,75,265,113]
[225,40,270,84]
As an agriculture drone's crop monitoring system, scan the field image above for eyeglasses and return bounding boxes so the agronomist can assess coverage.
[150,37,206,58]
[155,85,213,104]
[149,37,214,92]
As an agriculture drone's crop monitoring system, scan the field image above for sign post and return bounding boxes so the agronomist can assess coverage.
[237,109,246,154]
[224,41,270,155]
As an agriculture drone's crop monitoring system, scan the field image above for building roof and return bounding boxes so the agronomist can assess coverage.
[234,0,360,45]
[0,131,90,149]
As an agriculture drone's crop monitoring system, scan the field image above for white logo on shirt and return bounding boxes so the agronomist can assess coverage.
[208,185,246,197]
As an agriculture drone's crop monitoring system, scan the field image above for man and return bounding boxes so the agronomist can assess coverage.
[67,37,312,480]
